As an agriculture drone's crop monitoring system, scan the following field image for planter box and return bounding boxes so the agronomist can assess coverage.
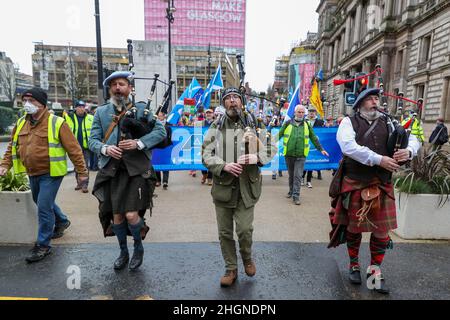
[0,190,37,244]
[394,191,450,240]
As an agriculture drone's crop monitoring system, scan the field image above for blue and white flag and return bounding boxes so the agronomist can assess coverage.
[197,64,223,109]
[316,68,324,81]
[167,77,203,125]
[283,83,301,124]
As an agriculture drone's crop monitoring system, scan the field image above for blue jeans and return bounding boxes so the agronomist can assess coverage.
[29,174,68,247]
[285,156,306,199]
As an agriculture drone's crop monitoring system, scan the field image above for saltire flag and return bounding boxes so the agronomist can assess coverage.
[316,68,324,81]
[283,83,301,124]
[197,64,224,109]
[167,77,203,125]
[310,78,324,118]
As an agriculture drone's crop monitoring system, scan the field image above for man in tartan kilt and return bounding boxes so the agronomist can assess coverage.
[328,88,421,294]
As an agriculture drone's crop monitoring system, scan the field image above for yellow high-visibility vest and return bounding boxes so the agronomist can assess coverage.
[402,117,425,143]
[12,115,68,177]
[65,113,94,149]
[282,122,310,157]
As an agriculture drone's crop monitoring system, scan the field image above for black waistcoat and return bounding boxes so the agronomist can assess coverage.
[343,114,392,183]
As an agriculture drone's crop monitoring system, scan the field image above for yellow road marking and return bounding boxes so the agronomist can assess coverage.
[91,295,113,300]
[135,295,154,300]
[0,297,48,300]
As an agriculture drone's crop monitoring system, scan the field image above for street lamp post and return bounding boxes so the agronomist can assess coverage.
[207,43,212,82]
[165,0,175,112]
[94,0,105,104]
[68,43,76,108]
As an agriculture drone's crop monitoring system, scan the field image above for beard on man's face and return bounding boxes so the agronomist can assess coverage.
[226,104,241,118]
[110,91,129,107]
[360,108,382,121]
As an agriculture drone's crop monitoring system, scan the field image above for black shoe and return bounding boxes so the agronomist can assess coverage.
[349,266,362,285]
[163,183,168,190]
[293,198,301,205]
[25,244,51,263]
[129,250,144,271]
[113,251,129,270]
[278,172,283,177]
[367,272,390,294]
[317,173,323,180]
[52,220,71,239]
[272,174,276,180]
[286,193,292,199]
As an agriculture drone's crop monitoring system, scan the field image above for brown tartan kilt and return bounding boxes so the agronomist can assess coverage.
[331,176,397,234]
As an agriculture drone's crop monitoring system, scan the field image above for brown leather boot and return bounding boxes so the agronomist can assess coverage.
[243,259,256,277]
[220,269,237,287]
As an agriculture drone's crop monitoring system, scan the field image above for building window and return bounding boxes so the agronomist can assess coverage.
[395,50,403,79]
[416,84,425,100]
[419,35,431,63]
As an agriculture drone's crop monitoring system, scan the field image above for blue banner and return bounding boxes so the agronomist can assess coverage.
[152,127,342,171]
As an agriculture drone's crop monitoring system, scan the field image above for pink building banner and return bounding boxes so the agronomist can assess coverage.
[299,63,315,104]
[145,0,246,50]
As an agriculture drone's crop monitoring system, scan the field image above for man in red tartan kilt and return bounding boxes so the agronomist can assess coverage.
[328,88,421,294]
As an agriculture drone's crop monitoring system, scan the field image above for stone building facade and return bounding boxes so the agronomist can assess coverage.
[316,0,450,123]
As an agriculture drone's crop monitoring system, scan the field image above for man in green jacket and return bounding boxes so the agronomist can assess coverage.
[278,104,329,205]
[202,87,277,287]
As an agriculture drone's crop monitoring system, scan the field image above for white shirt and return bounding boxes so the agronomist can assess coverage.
[337,116,421,166]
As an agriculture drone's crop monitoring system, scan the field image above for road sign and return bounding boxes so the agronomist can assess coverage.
[345,92,357,106]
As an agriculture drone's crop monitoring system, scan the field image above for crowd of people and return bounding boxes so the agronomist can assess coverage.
[155,100,348,190]
[1,69,449,295]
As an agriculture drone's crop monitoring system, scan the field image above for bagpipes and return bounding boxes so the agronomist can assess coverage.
[120,39,174,147]
[235,54,272,154]
[333,64,425,156]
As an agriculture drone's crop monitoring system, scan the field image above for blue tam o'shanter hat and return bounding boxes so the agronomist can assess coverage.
[103,71,133,88]
[353,88,380,110]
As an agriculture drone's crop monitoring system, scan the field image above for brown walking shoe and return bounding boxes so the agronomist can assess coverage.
[243,259,256,277]
[220,269,237,287]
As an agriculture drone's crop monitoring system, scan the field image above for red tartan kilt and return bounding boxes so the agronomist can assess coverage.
[332,177,397,233]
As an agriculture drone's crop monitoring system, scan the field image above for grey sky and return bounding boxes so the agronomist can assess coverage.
[0,0,319,92]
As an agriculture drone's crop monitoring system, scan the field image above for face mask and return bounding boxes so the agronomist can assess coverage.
[24,102,39,115]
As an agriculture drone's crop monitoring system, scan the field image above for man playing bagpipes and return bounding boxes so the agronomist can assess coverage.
[89,71,166,271]
[328,87,421,294]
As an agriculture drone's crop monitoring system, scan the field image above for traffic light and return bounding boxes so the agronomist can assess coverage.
[344,75,354,93]
[354,73,368,95]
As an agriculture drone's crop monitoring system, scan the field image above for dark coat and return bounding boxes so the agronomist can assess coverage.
[429,123,449,145]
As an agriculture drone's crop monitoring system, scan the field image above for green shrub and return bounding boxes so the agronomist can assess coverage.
[395,177,434,194]
[0,106,16,135]
[395,148,450,206]
[0,170,30,192]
